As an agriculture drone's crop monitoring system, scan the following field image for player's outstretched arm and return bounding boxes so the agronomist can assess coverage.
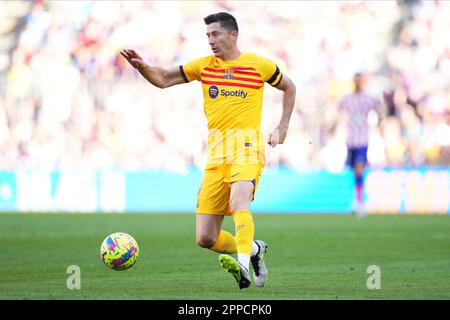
[268,74,296,147]
[120,49,185,88]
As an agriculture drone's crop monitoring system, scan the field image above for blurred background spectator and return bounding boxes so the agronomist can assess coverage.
[0,0,449,173]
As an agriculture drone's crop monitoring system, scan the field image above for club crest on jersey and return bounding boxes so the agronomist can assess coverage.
[224,69,234,79]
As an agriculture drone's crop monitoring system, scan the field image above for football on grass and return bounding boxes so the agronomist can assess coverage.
[100,232,139,271]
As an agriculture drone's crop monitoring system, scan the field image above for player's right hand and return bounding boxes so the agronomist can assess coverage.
[267,126,288,148]
[120,49,146,69]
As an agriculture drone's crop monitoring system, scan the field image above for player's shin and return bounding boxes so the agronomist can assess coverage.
[233,210,254,270]
[210,230,237,254]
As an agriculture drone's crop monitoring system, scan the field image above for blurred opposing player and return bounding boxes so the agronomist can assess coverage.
[337,73,381,217]
[120,12,296,289]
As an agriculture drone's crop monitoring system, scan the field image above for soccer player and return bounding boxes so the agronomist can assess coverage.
[120,12,296,289]
[337,73,381,217]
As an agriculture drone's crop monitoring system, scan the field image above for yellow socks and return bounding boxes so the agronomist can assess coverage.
[232,210,254,256]
[209,209,255,271]
[210,230,237,254]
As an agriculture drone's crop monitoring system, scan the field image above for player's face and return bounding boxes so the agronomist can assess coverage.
[206,22,237,59]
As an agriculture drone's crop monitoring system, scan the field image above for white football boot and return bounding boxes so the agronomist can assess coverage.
[250,240,268,287]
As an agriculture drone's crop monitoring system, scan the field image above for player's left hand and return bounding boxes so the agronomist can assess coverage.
[268,126,288,147]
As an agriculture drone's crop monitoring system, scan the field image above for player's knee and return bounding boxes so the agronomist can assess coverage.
[230,181,254,213]
[229,196,251,213]
[196,235,217,249]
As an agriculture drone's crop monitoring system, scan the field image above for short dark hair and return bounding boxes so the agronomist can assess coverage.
[204,12,238,32]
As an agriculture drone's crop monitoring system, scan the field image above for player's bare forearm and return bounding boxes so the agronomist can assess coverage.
[136,64,170,89]
[278,78,296,130]
[120,49,184,88]
[268,75,296,147]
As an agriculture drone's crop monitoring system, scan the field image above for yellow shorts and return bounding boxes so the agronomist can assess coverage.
[195,163,264,216]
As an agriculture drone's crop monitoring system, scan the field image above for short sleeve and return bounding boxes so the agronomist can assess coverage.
[259,57,283,87]
[179,56,208,82]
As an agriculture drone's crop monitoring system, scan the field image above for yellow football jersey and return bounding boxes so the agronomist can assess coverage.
[180,53,282,167]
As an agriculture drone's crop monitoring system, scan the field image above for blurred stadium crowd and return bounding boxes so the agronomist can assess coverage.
[0,0,449,172]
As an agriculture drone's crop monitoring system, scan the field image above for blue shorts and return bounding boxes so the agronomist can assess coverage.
[346,146,368,167]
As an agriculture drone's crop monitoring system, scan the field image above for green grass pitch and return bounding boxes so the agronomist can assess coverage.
[0,213,449,300]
